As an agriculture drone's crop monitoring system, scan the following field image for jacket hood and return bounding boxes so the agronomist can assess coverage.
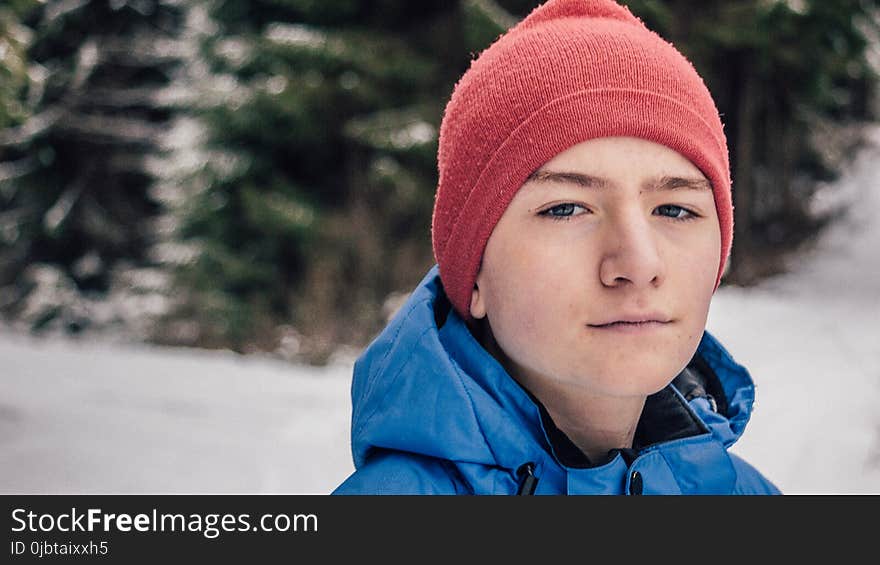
[348,265,757,474]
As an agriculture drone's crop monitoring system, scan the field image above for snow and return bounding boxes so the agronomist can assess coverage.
[0,336,355,494]
[2,127,879,495]
[714,125,880,494]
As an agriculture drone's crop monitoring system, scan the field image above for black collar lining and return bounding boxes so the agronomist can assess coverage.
[533,360,713,469]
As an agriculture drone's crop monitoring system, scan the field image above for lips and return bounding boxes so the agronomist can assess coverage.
[588,319,672,334]
[589,312,672,327]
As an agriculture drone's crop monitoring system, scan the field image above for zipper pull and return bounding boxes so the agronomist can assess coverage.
[516,462,539,495]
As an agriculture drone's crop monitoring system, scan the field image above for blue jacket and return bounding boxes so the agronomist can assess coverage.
[333,265,781,495]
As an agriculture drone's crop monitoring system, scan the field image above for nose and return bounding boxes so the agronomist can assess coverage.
[598,212,665,289]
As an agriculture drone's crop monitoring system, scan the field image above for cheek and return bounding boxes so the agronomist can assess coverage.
[485,270,551,337]
[675,233,719,336]
[482,243,573,345]
[673,222,721,290]
[697,229,722,297]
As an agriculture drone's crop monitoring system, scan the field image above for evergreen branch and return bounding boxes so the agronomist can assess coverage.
[0,107,64,147]
[0,156,37,186]
[69,86,174,110]
[99,37,191,66]
[54,112,165,146]
[464,0,517,31]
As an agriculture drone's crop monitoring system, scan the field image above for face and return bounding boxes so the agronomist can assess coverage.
[470,136,721,399]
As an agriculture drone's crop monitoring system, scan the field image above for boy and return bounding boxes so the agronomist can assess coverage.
[333,0,780,494]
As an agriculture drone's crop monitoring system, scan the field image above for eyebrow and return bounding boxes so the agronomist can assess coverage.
[525,170,712,192]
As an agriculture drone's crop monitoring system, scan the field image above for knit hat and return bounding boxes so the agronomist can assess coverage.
[431,0,733,321]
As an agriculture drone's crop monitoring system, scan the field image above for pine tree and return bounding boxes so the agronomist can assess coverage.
[0,0,39,277]
[0,0,36,130]
[157,0,501,360]
[0,0,186,337]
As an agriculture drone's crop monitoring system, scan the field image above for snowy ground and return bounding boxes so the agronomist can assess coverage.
[2,129,879,495]
[0,337,355,494]
[712,126,880,495]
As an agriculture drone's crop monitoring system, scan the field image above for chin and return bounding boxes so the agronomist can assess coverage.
[581,360,681,397]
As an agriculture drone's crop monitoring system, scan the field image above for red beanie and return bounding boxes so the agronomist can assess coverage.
[431,0,733,321]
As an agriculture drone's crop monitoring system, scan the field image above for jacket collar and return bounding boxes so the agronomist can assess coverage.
[349,265,757,480]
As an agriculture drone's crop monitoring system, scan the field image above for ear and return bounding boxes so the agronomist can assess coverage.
[470,273,487,320]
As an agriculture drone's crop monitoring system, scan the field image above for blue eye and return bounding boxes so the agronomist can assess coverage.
[539,203,587,221]
[655,205,698,222]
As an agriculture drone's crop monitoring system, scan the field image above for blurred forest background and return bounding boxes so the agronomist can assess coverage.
[1,0,878,365]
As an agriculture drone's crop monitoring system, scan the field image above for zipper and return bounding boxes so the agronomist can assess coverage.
[516,462,539,495]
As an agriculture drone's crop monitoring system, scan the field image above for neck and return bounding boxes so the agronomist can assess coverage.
[469,317,646,463]
[540,387,645,463]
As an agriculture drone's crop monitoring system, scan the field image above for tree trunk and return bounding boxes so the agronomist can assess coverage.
[729,52,757,283]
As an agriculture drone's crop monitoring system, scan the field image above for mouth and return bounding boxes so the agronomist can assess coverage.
[588,320,672,334]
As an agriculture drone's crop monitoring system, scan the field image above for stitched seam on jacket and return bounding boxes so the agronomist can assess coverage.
[354,298,432,436]
[440,459,473,494]
[446,353,502,469]
[373,452,459,495]
[654,449,686,495]
[698,332,754,436]
[700,332,751,398]
[352,320,435,445]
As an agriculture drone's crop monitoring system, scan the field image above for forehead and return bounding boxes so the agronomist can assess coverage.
[544,136,699,164]
[515,137,712,197]
[522,170,712,194]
